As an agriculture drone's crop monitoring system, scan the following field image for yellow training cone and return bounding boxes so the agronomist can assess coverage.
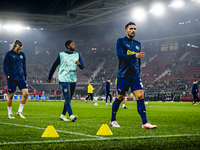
[42,125,59,137]
[96,124,113,135]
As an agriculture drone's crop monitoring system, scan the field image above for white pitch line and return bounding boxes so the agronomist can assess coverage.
[0,122,103,139]
[0,133,200,145]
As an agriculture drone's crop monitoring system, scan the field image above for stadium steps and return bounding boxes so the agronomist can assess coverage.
[87,60,106,84]
[155,70,171,81]
[179,51,190,61]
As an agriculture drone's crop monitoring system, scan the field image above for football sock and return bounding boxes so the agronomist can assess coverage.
[62,104,67,115]
[137,99,148,125]
[18,103,25,112]
[111,98,122,121]
[122,104,125,108]
[7,106,12,115]
[62,96,73,116]
[65,101,73,116]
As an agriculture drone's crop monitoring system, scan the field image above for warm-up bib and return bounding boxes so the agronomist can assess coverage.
[58,52,79,82]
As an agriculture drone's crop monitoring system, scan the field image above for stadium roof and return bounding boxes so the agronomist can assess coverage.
[0,0,150,30]
[0,0,200,31]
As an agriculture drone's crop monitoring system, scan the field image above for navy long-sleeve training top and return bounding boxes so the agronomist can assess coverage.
[106,81,110,93]
[3,50,27,81]
[116,36,141,78]
[192,82,199,94]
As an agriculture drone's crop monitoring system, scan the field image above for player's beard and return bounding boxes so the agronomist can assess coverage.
[128,33,135,39]
[70,47,75,51]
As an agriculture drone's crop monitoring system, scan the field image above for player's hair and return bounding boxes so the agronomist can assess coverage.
[193,79,197,82]
[65,40,73,49]
[10,39,22,50]
[125,22,136,29]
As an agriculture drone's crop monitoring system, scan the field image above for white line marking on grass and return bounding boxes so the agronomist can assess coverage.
[0,133,200,145]
[0,122,103,139]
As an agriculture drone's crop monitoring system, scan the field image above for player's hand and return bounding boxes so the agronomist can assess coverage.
[75,61,80,65]
[46,79,51,83]
[136,52,145,59]
[7,76,12,82]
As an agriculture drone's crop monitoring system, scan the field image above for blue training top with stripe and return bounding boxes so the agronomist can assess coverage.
[3,50,27,81]
[116,36,141,78]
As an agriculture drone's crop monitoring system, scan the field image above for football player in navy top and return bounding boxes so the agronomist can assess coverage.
[110,22,157,129]
[105,79,112,105]
[192,79,199,105]
[3,39,28,119]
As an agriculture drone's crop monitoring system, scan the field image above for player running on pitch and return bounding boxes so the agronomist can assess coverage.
[47,40,84,122]
[110,22,157,129]
[3,39,28,119]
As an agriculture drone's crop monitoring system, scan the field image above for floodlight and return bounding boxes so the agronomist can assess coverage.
[132,8,146,22]
[2,24,23,32]
[169,0,184,8]
[149,3,165,17]
[12,25,23,30]
[23,27,31,30]
[3,25,11,30]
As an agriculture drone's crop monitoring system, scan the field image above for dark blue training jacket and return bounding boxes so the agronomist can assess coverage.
[3,50,27,81]
[192,82,199,94]
[105,81,110,94]
[116,36,141,78]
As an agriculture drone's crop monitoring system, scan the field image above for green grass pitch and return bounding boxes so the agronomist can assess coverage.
[0,100,200,150]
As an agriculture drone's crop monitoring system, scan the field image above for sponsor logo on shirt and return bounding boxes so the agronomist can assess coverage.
[63,66,76,71]
[126,44,130,47]
[127,50,137,55]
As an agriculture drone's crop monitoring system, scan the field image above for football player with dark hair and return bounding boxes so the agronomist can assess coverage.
[47,40,84,122]
[192,79,199,105]
[110,22,157,129]
[105,79,112,105]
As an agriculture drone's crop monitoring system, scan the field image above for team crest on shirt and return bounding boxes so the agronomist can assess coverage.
[20,55,23,59]
[64,89,67,92]
[136,46,139,50]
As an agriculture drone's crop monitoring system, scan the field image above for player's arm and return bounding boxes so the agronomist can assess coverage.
[75,54,84,70]
[22,54,27,80]
[116,39,145,60]
[47,54,60,83]
[3,52,12,81]
[138,47,141,73]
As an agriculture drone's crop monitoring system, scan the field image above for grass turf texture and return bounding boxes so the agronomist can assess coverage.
[0,101,200,150]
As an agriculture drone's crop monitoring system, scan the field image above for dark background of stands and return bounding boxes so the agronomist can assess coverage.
[0,0,200,101]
